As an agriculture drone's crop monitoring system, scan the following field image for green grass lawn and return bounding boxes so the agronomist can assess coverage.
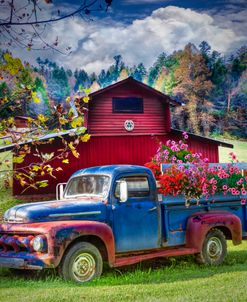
[1,241,247,302]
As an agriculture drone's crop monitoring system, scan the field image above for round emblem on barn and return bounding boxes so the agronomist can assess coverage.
[124,120,135,131]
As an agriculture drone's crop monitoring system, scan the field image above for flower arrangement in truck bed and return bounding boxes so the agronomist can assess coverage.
[145,132,247,205]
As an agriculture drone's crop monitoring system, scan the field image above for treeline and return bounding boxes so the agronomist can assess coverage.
[1,41,246,138]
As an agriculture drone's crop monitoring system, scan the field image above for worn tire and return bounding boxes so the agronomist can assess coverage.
[196,229,227,265]
[59,242,103,283]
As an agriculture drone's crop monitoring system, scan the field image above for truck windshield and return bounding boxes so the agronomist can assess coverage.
[65,175,110,199]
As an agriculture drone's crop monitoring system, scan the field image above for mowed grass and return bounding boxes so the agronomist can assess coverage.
[219,139,247,162]
[0,141,247,301]
[1,241,247,302]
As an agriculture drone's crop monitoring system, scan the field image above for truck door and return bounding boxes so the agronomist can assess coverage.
[112,174,160,253]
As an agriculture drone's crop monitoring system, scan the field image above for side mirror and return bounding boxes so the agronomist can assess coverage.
[119,181,128,203]
[56,183,67,200]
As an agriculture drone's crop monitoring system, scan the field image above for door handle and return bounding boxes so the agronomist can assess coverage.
[148,206,157,212]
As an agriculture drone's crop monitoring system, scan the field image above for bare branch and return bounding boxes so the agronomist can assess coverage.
[31,24,68,55]
[0,0,99,26]
[9,0,14,23]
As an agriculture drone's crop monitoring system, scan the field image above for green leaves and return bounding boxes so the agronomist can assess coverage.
[3,53,24,76]
[36,180,49,188]
[13,155,25,164]
[31,91,41,104]
[71,116,84,128]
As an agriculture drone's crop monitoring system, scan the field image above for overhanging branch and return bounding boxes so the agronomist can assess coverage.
[0,0,99,27]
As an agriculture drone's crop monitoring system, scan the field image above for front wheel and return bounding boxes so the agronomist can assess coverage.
[196,229,227,265]
[59,242,103,283]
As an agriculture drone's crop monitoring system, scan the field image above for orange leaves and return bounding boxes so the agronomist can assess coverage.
[68,142,80,158]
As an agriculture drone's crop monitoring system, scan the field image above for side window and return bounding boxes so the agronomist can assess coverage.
[115,176,150,198]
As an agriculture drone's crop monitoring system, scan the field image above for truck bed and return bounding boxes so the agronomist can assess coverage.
[160,194,247,246]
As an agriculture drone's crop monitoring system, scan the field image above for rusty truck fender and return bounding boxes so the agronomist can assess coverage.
[0,220,116,267]
[51,221,116,267]
[185,211,242,251]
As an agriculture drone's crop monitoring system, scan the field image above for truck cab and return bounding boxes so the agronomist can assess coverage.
[0,165,245,283]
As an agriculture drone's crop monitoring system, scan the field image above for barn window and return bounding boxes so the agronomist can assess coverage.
[112,97,143,113]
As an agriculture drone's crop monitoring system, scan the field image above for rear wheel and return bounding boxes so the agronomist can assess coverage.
[59,242,103,283]
[196,229,227,265]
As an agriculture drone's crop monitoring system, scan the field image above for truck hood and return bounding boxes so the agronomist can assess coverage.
[4,198,107,224]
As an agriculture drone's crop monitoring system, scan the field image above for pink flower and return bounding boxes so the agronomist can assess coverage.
[241,199,246,205]
[241,188,246,195]
[166,140,171,147]
[238,178,244,184]
[222,185,228,190]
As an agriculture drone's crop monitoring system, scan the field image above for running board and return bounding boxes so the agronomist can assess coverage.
[113,247,198,267]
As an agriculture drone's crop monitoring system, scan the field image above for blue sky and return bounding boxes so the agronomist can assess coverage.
[1,0,247,73]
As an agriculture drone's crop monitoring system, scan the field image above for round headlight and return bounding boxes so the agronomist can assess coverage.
[32,236,46,252]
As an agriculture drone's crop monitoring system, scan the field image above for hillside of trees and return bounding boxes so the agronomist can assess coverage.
[1,41,246,138]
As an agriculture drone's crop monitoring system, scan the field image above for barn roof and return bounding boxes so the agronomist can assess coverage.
[171,128,233,148]
[89,77,181,106]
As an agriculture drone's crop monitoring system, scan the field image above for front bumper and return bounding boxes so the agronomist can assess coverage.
[0,252,56,270]
[0,257,42,270]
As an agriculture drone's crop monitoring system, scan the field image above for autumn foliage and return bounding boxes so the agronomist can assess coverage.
[0,52,91,192]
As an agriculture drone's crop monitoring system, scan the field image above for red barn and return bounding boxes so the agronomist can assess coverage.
[4,77,232,198]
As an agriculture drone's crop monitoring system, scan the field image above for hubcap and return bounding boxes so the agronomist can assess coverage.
[207,237,222,260]
[72,253,96,282]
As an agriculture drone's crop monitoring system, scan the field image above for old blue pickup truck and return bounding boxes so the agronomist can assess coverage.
[0,164,246,283]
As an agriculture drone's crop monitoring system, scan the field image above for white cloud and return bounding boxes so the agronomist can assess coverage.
[8,6,247,74]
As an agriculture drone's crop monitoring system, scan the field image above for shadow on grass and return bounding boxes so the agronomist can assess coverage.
[1,248,247,288]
